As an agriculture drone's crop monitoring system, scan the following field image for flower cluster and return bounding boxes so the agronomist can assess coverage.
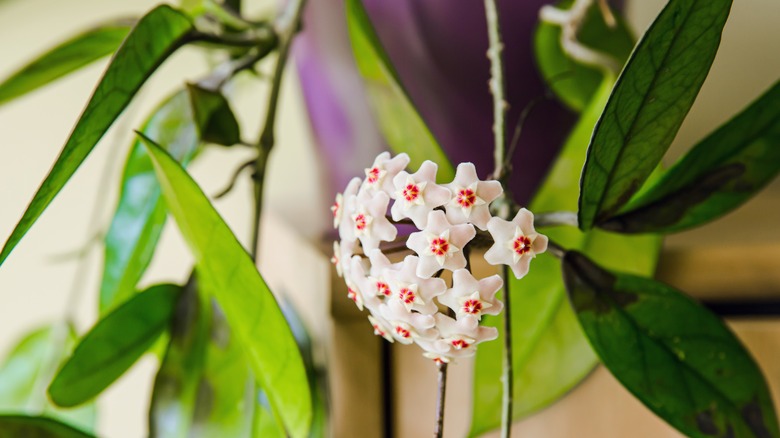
[331,152,548,364]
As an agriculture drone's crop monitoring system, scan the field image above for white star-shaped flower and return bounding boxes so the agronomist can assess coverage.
[390,161,451,228]
[428,314,498,360]
[330,193,343,229]
[347,190,397,251]
[383,255,447,315]
[485,208,548,279]
[444,162,503,230]
[438,269,503,320]
[368,315,395,343]
[406,211,476,278]
[362,152,410,194]
[348,256,382,313]
[337,177,363,243]
[379,299,438,344]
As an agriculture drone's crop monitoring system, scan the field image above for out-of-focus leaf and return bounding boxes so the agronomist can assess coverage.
[186,84,241,146]
[0,5,194,267]
[0,415,94,438]
[0,326,96,432]
[49,284,180,407]
[0,20,132,106]
[563,251,779,438]
[578,0,733,230]
[534,0,634,111]
[150,279,254,438]
[344,0,453,180]
[470,78,662,436]
[602,80,780,234]
[140,135,312,437]
[100,91,200,313]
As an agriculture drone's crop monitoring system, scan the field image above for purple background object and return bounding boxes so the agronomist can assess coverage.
[295,0,575,209]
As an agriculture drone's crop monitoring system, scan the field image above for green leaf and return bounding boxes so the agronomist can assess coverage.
[562,251,779,438]
[534,0,634,111]
[578,0,733,229]
[0,5,194,267]
[151,280,254,437]
[139,135,312,437]
[49,284,180,407]
[0,415,95,438]
[470,78,663,435]
[344,0,453,180]
[100,91,200,313]
[0,326,96,432]
[0,20,132,106]
[601,80,780,233]
[186,84,241,146]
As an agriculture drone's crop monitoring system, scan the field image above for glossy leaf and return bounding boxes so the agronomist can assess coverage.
[534,0,634,111]
[0,20,132,106]
[602,80,780,233]
[49,284,180,407]
[563,251,779,438]
[470,79,662,435]
[0,416,94,438]
[150,281,254,437]
[345,0,454,180]
[100,91,200,313]
[578,0,733,229]
[140,135,312,437]
[187,84,241,146]
[0,5,194,267]
[0,325,96,432]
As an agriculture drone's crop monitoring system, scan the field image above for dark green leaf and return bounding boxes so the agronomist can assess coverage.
[0,326,96,432]
[344,0,453,180]
[601,80,780,233]
[100,91,200,313]
[186,84,241,146]
[563,251,779,438]
[150,279,254,437]
[534,0,634,111]
[139,135,312,437]
[578,0,733,229]
[0,415,94,438]
[470,78,663,436]
[0,20,132,106]
[49,284,180,407]
[0,5,194,267]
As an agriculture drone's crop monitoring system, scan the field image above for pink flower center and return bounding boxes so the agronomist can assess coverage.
[429,237,450,256]
[347,287,358,302]
[513,235,532,255]
[366,167,381,184]
[451,339,470,350]
[376,281,391,297]
[354,214,368,231]
[399,287,416,304]
[395,326,411,338]
[432,357,446,366]
[456,188,477,208]
[402,183,421,202]
[372,324,386,337]
[462,299,483,315]
[331,201,340,218]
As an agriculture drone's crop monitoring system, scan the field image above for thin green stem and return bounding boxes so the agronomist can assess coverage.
[484,0,507,181]
[249,0,307,260]
[501,264,513,438]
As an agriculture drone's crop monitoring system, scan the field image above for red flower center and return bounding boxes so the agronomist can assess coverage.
[403,183,420,202]
[376,281,391,297]
[430,237,449,256]
[354,214,368,231]
[395,326,411,338]
[462,299,483,315]
[347,287,359,302]
[451,339,470,350]
[513,235,531,255]
[367,167,381,184]
[456,188,477,208]
[372,324,386,337]
[399,287,416,304]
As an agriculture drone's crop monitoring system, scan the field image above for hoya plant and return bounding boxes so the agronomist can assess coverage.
[0,0,778,437]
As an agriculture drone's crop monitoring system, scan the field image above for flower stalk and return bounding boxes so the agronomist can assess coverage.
[484,0,507,182]
[434,362,448,438]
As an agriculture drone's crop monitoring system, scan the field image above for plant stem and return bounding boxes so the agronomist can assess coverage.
[249,0,307,260]
[484,0,507,181]
[501,264,513,438]
[434,362,448,438]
